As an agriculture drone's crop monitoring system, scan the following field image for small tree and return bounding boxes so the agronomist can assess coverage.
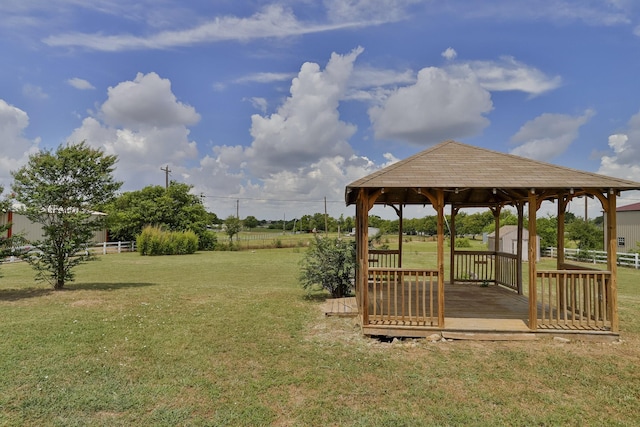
[224,216,241,243]
[11,142,121,289]
[243,215,259,231]
[567,219,603,251]
[299,235,355,298]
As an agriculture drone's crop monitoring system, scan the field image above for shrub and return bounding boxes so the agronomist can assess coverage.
[299,235,355,298]
[455,237,472,248]
[198,230,217,251]
[137,226,199,256]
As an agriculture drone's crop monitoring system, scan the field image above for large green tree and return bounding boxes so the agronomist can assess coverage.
[243,215,259,230]
[536,215,558,249]
[567,218,604,251]
[101,182,216,250]
[11,142,121,289]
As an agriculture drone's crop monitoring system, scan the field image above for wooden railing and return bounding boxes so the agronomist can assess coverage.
[496,253,518,292]
[367,268,439,327]
[536,269,611,330]
[368,249,400,268]
[453,250,519,291]
[453,250,493,283]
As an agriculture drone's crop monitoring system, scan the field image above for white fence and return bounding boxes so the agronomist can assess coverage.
[93,241,136,254]
[544,247,640,269]
[2,241,137,263]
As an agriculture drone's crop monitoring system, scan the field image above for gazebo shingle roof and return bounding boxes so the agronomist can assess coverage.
[345,140,640,207]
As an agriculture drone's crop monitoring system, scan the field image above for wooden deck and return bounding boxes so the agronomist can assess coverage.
[322,296,358,317]
[322,283,618,340]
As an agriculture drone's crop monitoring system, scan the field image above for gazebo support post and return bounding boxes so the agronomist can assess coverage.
[355,189,370,326]
[436,190,446,327]
[607,192,619,332]
[557,197,567,269]
[557,196,567,309]
[528,190,539,330]
[516,201,524,294]
[492,206,501,286]
[450,206,459,286]
[398,204,403,268]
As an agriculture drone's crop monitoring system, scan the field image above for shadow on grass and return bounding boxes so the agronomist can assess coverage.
[0,288,53,301]
[66,282,156,291]
[302,290,355,302]
[303,292,329,302]
[0,282,156,300]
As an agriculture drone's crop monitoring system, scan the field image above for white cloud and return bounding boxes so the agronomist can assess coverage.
[453,0,631,27]
[68,72,199,190]
[99,72,200,129]
[43,5,372,52]
[349,66,416,89]
[448,56,562,96]
[509,110,595,161]
[368,66,493,144]
[189,48,388,219]
[344,67,416,102]
[67,77,95,90]
[356,52,560,146]
[234,72,294,84]
[247,97,268,113]
[22,83,48,100]
[0,99,40,188]
[597,110,640,181]
[243,47,364,174]
[61,50,385,219]
[441,47,457,60]
[324,0,419,23]
[382,152,400,166]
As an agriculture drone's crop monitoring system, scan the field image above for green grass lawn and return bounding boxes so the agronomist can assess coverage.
[1,247,640,426]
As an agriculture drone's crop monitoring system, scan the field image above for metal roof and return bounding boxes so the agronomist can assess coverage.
[617,202,640,212]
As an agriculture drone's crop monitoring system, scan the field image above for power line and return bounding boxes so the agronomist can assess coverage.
[201,194,345,204]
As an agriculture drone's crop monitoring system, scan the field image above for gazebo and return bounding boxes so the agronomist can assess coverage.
[345,140,640,339]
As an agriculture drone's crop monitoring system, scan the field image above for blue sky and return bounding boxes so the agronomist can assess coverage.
[1,0,640,220]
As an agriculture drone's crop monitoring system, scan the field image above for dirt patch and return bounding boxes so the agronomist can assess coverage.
[306,310,634,359]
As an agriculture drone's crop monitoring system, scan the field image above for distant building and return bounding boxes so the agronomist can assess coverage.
[0,204,107,243]
[487,225,540,261]
[610,202,640,253]
[350,227,380,236]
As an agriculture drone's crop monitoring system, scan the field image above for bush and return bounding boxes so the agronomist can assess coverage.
[198,230,217,251]
[137,226,199,256]
[299,236,355,298]
[455,237,472,248]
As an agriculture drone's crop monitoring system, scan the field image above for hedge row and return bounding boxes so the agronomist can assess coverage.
[137,226,199,256]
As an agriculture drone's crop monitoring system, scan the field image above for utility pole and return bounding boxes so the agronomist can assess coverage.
[324,196,328,236]
[585,197,588,222]
[160,165,171,189]
[236,199,239,219]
